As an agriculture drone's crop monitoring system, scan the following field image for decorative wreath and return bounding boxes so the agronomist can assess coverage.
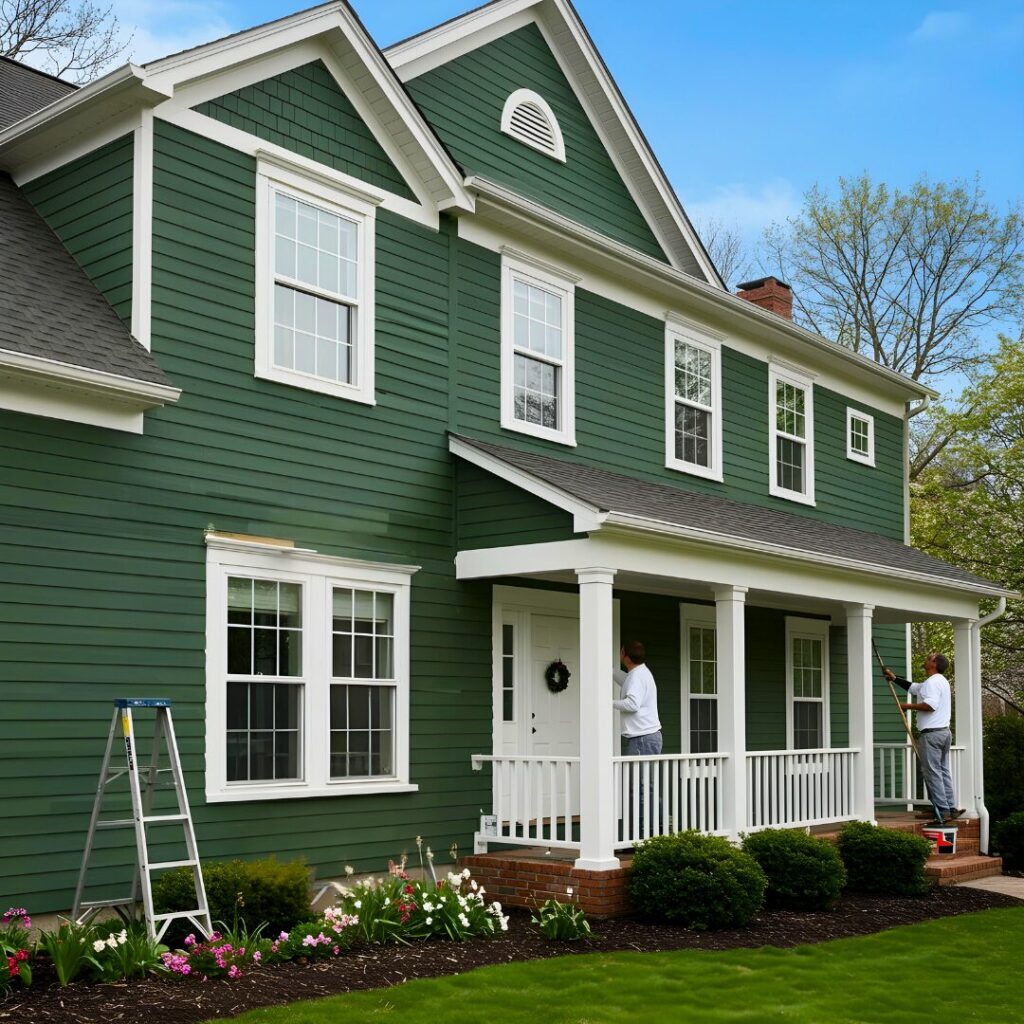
[545,659,572,694]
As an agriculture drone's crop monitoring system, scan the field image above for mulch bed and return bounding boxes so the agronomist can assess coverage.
[3,887,1019,1024]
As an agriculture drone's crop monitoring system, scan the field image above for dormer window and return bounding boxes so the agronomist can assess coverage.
[501,89,566,162]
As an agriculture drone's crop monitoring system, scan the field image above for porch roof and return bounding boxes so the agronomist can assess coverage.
[450,434,1012,599]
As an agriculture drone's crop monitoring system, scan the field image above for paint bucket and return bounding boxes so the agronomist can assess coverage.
[921,827,957,856]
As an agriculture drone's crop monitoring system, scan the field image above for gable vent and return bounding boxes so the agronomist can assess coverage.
[500,89,565,162]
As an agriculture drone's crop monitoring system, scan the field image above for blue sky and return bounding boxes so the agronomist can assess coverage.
[114,0,1024,253]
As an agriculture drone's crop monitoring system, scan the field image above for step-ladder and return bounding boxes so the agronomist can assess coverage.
[72,699,212,942]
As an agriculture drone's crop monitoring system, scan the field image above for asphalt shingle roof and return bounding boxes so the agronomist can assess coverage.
[0,57,77,131]
[0,173,172,387]
[453,434,1003,593]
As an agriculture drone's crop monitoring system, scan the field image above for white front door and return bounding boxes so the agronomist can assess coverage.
[528,613,580,757]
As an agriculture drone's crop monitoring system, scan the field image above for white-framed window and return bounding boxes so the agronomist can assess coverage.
[786,617,830,750]
[500,621,516,723]
[680,604,718,753]
[254,159,379,405]
[500,89,566,162]
[846,408,875,466]
[768,363,815,505]
[205,536,418,801]
[665,320,723,481]
[500,249,578,446]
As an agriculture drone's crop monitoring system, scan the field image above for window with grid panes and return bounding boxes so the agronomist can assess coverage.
[847,409,874,465]
[791,634,825,748]
[502,623,515,722]
[673,342,713,469]
[769,366,815,503]
[687,623,718,752]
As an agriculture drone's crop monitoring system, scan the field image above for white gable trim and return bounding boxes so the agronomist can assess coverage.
[385,0,723,285]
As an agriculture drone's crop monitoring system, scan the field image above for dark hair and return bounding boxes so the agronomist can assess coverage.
[930,652,949,674]
[621,640,646,665]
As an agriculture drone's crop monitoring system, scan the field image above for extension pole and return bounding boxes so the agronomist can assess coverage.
[872,641,922,763]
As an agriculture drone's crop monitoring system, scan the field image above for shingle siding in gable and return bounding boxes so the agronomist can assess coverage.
[21,133,134,324]
[194,60,417,201]
[405,23,668,261]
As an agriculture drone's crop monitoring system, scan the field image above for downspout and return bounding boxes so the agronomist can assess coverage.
[973,596,1007,853]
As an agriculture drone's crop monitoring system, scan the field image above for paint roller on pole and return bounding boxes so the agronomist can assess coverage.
[872,640,921,763]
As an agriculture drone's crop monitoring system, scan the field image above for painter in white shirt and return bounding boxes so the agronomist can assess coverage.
[613,663,662,738]
[908,674,951,730]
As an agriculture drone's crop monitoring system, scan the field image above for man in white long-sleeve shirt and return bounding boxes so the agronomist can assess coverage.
[613,640,662,756]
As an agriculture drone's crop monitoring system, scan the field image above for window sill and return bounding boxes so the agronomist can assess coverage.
[665,457,723,483]
[769,486,816,507]
[205,781,419,803]
[255,365,376,406]
[500,417,576,448]
[846,452,875,468]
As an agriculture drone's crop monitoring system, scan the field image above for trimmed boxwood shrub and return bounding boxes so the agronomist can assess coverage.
[992,811,1024,871]
[741,829,846,910]
[836,822,931,896]
[984,716,1024,822]
[628,831,766,930]
[153,857,313,941]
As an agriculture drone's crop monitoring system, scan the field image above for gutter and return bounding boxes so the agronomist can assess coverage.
[974,597,1008,853]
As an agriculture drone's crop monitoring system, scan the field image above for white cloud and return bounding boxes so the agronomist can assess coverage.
[111,0,235,65]
[910,10,971,43]
[686,179,801,246]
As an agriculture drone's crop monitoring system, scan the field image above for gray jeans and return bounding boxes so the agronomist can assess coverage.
[623,731,663,836]
[918,727,955,819]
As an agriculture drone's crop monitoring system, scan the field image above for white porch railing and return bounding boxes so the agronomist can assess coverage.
[471,754,580,849]
[613,753,729,846]
[745,749,859,829]
[874,743,964,807]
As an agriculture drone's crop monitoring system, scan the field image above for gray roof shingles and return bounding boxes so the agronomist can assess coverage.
[0,57,77,131]
[453,434,1003,593]
[0,172,172,387]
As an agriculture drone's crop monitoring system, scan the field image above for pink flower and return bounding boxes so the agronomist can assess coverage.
[252,951,262,963]
[332,945,340,956]
[228,965,241,979]
[184,934,196,946]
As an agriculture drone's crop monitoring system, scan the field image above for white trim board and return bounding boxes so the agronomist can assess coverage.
[131,109,154,350]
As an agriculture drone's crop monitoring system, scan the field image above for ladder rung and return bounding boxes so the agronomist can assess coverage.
[143,814,187,824]
[153,910,205,922]
[80,898,136,909]
[149,859,198,871]
[96,818,135,829]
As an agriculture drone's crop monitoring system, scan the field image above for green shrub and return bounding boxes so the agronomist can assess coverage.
[836,822,931,896]
[628,831,766,930]
[153,858,313,946]
[984,716,1024,822]
[531,899,592,941]
[992,811,1024,871]
[741,829,846,910]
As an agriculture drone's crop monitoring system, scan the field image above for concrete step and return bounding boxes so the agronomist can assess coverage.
[925,854,1003,886]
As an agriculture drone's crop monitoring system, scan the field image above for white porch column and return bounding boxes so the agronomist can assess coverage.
[715,585,747,840]
[575,567,619,870]
[845,604,876,823]
[953,619,980,818]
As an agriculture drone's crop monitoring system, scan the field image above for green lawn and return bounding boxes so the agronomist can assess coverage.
[216,907,1024,1023]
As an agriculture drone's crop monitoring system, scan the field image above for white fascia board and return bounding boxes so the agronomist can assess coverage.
[461,178,935,405]
[449,435,605,532]
[0,66,171,174]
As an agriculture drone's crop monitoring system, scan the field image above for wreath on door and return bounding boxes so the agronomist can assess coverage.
[545,659,571,694]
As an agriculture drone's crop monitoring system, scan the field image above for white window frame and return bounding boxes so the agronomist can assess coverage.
[254,159,379,405]
[680,603,718,753]
[768,362,816,506]
[846,408,875,467]
[500,248,578,447]
[205,536,418,802]
[785,616,830,751]
[664,319,723,481]
[500,89,566,162]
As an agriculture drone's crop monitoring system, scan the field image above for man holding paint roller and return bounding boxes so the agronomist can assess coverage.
[884,653,965,826]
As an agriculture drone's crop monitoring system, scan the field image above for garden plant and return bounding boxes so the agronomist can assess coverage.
[837,821,932,896]
[742,828,847,910]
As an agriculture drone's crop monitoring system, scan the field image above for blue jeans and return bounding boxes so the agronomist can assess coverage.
[918,728,955,820]
[623,731,663,837]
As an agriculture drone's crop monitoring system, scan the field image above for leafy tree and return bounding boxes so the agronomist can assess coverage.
[763,174,1024,384]
[1,0,125,82]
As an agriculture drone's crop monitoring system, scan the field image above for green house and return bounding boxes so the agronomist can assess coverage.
[0,0,1010,915]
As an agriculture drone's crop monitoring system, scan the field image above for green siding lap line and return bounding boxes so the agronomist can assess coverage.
[405,23,669,261]
[21,134,134,324]
[195,60,417,201]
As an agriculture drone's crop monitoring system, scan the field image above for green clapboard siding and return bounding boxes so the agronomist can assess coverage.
[405,23,668,261]
[452,238,906,540]
[195,60,416,201]
[20,134,134,323]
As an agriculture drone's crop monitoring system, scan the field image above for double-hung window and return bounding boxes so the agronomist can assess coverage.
[680,605,718,753]
[769,363,815,505]
[255,159,378,404]
[206,536,417,801]
[786,617,830,750]
[665,320,723,480]
[846,408,875,466]
[500,250,577,446]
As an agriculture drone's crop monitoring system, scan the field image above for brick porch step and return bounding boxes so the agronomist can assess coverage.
[926,854,1004,886]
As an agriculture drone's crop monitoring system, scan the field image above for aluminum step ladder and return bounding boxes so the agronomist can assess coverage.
[72,699,212,942]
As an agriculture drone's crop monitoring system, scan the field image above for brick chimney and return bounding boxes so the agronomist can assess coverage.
[735,277,793,320]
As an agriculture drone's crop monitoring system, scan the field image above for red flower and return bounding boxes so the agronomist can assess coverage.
[15,950,28,961]
[404,884,414,894]
[7,957,19,976]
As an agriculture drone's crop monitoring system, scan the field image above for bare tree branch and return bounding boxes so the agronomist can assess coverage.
[694,217,752,290]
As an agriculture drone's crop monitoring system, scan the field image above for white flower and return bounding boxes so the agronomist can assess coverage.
[93,939,106,953]
[423,902,434,912]
[462,868,471,879]
[344,865,355,876]
[458,914,470,928]
[117,930,127,944]
[478,886,485,896]
[470,879,478,891]
[499,916,509,932]
[425,916,433,925]
[354,900,362,909]
[384,897,391,906]
[106,935,118,949]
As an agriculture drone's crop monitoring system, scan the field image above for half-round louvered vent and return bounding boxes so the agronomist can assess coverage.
[500,89,566,162]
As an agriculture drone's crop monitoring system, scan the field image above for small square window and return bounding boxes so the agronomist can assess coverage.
[846,409,875,466]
